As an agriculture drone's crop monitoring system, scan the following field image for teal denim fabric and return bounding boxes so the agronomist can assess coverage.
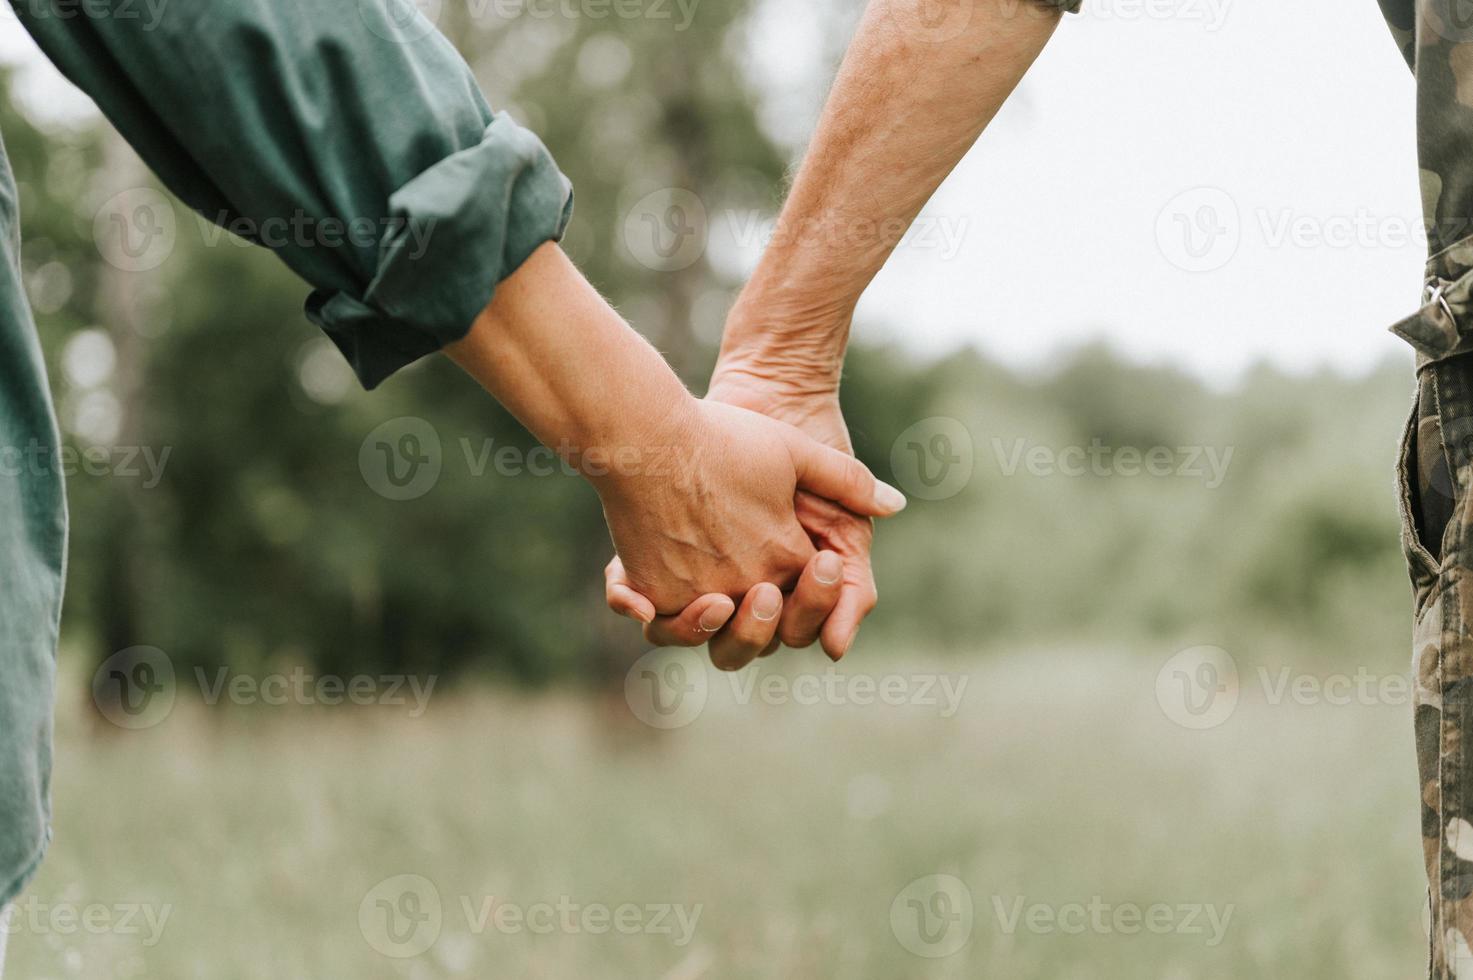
[2,0,571,904]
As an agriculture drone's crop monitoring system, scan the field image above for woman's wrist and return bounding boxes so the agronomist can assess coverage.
[447,243,701,487]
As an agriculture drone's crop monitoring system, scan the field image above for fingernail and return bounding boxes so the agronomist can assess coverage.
[753,587,781,622]
[814,552,843,586]
[698,602,731,632]
[875,481,907,514]
[634,607,655,625]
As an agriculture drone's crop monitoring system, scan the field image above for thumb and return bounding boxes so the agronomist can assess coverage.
[787,432,907,518]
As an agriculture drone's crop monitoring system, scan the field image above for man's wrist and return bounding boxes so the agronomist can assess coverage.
[717,286,857,397]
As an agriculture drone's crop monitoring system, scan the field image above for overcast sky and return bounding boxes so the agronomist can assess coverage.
[2,1,1425,386]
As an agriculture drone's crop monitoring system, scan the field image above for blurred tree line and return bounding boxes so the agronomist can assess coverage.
[0,1,1418,688]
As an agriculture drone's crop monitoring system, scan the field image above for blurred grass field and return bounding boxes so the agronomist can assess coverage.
[9,647,1428,979]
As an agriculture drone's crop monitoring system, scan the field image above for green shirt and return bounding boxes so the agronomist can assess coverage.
[1,0,571,905]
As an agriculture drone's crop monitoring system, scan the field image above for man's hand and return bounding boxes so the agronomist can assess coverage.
[606,0,1063,668]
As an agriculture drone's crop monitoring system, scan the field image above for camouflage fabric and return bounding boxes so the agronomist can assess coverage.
[1389,3,1473,978]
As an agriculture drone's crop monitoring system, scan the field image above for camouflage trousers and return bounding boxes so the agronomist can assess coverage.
[1404,340,1473,977]
[1380,0,1473,971]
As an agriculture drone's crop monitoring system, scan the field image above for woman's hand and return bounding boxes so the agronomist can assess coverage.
[446,244,902,669]
[606,306,886,668]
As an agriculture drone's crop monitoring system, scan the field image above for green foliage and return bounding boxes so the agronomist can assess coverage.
[1,13,1420,683]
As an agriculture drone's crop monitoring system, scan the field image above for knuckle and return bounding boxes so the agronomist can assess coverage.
[709,644,748,672]
[730,617,772,649]
[779,625,817,649]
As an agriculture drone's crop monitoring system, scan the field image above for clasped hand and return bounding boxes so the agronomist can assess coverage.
[600,391,901,671]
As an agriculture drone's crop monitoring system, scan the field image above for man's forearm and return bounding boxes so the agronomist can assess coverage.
[721,0,1063,386]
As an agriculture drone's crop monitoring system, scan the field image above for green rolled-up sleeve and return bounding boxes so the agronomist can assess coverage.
[1036,0,1082,11]
[14,0,573,388]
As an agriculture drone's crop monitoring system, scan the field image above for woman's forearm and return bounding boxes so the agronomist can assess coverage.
[446,242,695,486]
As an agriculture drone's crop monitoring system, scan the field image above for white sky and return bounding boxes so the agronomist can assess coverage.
[849,1,1425,384]
[2,1,1425,386]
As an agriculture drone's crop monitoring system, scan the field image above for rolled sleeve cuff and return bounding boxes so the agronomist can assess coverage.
[306,114,574,390]
[1036,0,1082,11]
